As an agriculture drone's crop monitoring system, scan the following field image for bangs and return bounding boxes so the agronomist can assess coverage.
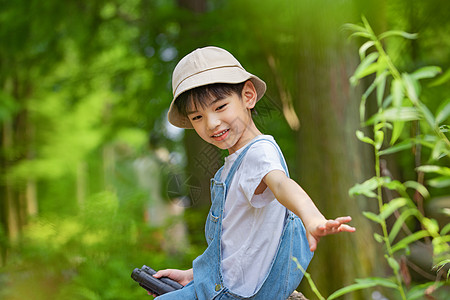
[175,82,245,117]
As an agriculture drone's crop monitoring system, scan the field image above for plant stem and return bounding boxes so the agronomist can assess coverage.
[374,137,407,300]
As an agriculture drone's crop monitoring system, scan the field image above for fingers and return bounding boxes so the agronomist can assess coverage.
[307,234,319,252]
[338,224,356,232]
[317,217,355,235]
[153,269,173,279]
[334,216,352,224]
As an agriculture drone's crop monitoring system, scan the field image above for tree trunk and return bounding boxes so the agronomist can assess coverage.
[290,3,381,298]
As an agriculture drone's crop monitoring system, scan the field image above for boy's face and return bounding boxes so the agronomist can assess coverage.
[186,81,261,154]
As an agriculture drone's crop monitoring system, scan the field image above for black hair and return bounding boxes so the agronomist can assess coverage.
[175,82,246,118]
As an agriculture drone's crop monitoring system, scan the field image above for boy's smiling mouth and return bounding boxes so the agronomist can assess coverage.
[212,129,230,140]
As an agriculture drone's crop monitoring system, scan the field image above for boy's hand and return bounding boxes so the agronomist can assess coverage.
[148,268,193,298]
[306,216,355,252]
[153,268,193,286]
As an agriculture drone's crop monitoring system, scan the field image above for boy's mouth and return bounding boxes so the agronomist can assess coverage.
[212,129,229,139]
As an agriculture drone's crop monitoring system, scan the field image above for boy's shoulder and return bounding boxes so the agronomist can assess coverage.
[246,135,281,154]
[241,135,284,167]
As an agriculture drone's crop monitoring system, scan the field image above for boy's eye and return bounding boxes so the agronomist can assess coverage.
[191,115,202,121]
[216,104,227,111]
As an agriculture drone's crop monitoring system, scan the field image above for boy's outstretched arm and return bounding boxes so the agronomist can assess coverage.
[262,170,355,252]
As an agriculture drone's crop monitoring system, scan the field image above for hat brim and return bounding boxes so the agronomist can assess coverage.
[168,66,266,129]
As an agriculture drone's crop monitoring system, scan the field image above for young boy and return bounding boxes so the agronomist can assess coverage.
[152,46,355,299]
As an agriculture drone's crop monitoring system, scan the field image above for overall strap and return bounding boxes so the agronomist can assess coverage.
[223,137,289,193]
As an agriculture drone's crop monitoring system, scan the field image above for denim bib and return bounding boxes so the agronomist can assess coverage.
[157,137,313,300]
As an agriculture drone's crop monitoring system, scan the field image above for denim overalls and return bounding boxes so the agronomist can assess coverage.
[157,138,313,300]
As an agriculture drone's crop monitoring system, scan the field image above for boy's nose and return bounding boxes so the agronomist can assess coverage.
[206,115,221,130]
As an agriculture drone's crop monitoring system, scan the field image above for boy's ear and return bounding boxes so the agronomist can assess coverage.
[242,80,258,109]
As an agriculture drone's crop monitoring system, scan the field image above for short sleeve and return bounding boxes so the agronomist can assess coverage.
[237,141,286,208]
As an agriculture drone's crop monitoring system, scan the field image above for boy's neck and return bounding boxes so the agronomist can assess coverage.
[227,121,262,155]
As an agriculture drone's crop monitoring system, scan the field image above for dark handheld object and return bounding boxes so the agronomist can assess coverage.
[131,265,183,296]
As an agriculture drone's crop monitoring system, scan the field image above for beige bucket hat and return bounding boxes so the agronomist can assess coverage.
[168,46,267,128]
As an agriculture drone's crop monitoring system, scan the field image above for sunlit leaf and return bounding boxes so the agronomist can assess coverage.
[441,223,450,235]
[411,66,442,80]
[416,165,450,176]
[374,233,385,243]
[386,256,400,272]
[355,130,374,145]
[391,79,404,108]
[380,198,407,220]
[390,121,405,145]
[403,181,429,198]
[427,176,450,188]
[351,52,379,84]
[436,99,450,124]
[359,41,375,60]
[374,130,384,150]
[417,102,436,127]
[363,211,382,224]
[431,140,447,161]
[430,68,450,87]
[380,139,413,155]
[389,208,420,243]
[403,73,420,104]
[367,107,420,124]
[376,70,387,107]
[406,282,444,300]
[349,177,378,197]
[422,218,439,235]
[378,30,418,40]
[328,277,397,300]
[391,230,430,253]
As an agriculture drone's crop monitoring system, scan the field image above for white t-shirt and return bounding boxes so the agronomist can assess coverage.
[220,135,287,296]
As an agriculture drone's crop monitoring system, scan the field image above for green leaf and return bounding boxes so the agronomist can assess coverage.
[386,256,400,272]
[403,73,420,104]
[349,31,373,39]
[422,218,439,235]
[430,68,450,87]
[359,41,375,60]
[411,66,442,80]
[355,130,374,145]
[389,208,420,243]
[363,211,382,224]
[380,198,407,220]
[406,282,444,300]
[418,102,436,127]
[327,277,397,300]
[428,176,450,188]
[390,121,405,145]
[380,139,413,156]
[431,140,447,161]
[416,165,450,176]
[441,223,450,235]
[374,130,384,150]
[349,177,379,197]
[351,52,379,84]
[391,79,404,108]
[367,107,420,124]
[381,178,406,193]
[403,181,429,198]
[376,71,387,107]
[378,30,418,40]
[342,23,369,35]
[391,230,430,253]
[436,99,450,124]
[373,233,385,243]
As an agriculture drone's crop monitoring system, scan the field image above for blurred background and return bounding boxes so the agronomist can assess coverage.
[1,0,449,299]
